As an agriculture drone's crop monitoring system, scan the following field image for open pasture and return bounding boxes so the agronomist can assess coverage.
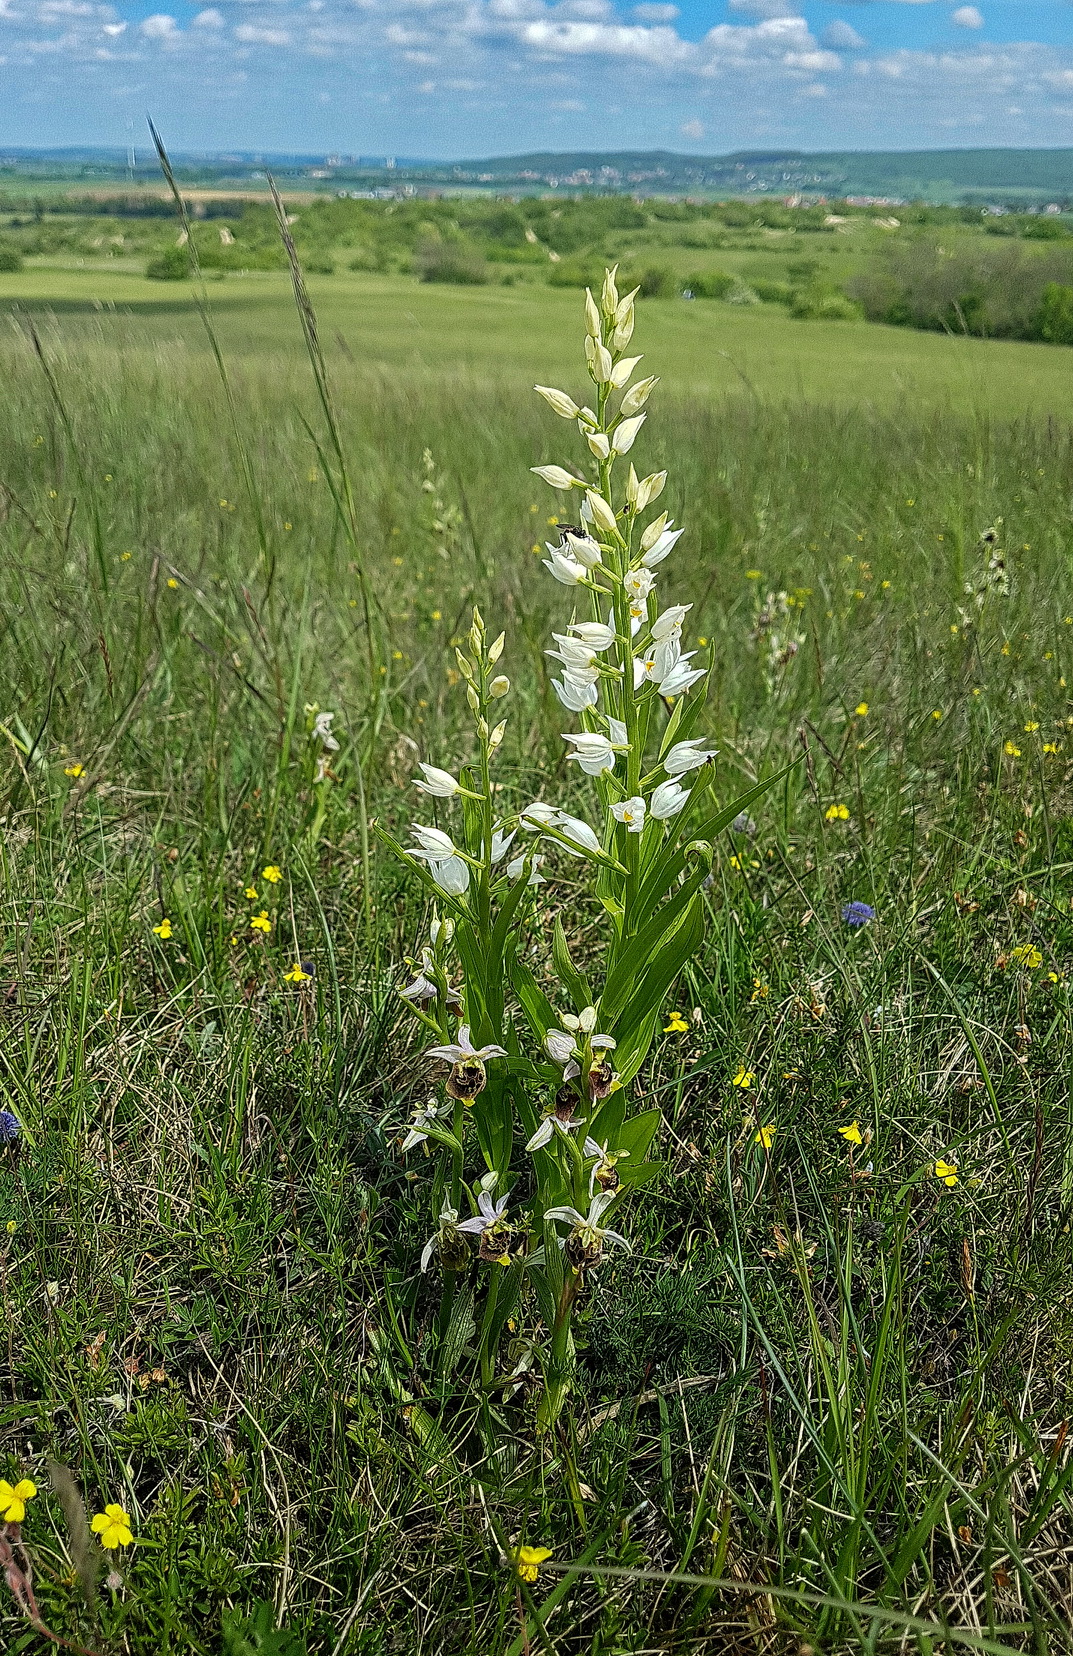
[0,259,1071,1655]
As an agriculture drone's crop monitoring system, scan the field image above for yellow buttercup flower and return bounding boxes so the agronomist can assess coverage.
[64,763,84,778]
[750,979,768,1002]
[732,1067,755,1089]
[663,1012,689,1033]
[824,804,850,822]
[91,1504,133,1549]
[152,918,173,939]
[0,1478,36,1523]
[250,912,272,934]
[855,702,869,717]
[166,578,179,590]
[1024,722,1040,733]
[284,964,312,984]
[754,1124,776,1149]
[1009,944,1042,969]
[838,1121,864,1146]
[1004,741,1021,757]
[931,710,943,722]
[262,865,283,884]
[1043,743,1059,755]
[513,1545,552,1583]
[244,887,259,901]
[934,1159,958,1188]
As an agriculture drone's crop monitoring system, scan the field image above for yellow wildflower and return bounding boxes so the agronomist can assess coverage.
[1043,743,1059,755]
[513,1545,552,1583]
[838,1121,864,1146]
[4,1221,15,1235]
[250,911,272,934]
[733,1068,755,1089]
[663,1012,689,1033]
[931,710,943,722]
[91,1504,133,1549]
[166,578,179,590]
[152,918,173,940]
[825,804,850,822]
[1004,741,1021,757]
[1024,722,1040,733]
[934,1159,958,1188]
[855,702,869,717]
[754,1124,776,1149]
[64,763,84,778]
[262,865,283,883]
[244,887,259,901]
[284,964,312,984]
[1009,944,1042,969]
[0,1478,36,1523]
[745,569,762,579]
[750,979,769,1002]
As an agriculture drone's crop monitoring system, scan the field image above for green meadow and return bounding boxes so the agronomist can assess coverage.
[0,240,1072,1656]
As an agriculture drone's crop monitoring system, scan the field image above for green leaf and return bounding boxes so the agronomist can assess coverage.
[509,957,559,1043]
[600,856,711,1028]
[553,915,592,1010]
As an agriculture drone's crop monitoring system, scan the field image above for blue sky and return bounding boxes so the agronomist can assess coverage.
[3,1,1073,157]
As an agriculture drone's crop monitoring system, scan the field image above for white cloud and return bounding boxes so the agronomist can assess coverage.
[234,20,290,39]
[822,20,865,50]
[680,115,703,137]
[633,2,677,19]
[193,8,225,24]
[139,12,180,38]
[952,6,983,28]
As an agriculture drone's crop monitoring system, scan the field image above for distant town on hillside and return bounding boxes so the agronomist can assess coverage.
[6,146,1073,206]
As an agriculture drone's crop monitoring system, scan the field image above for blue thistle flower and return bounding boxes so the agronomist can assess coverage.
[841,901,875,929]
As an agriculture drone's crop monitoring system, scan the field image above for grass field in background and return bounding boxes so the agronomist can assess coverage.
[0,261,1072,1654]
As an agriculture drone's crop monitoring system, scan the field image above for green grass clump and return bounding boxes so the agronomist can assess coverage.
[0,269,1071,1655]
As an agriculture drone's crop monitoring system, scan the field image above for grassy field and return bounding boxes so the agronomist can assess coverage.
[0,254,1072,1656]
[5,264,1073,417]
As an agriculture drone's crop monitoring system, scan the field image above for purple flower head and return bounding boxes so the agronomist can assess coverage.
[0,1111,19,1144]
[841,901,876,929]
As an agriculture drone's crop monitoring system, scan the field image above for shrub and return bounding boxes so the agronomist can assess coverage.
[145,245,191,281]
[0,245,23,273]
[547,258,606,290]
[1023,217,1071,241]
[634,265,676,299]
[848,235,1073,339]
[1037,283,1073,345]
[790,289,862,322]
[416,241,489,285]
[752,279,793,305]
[683,270,735,300]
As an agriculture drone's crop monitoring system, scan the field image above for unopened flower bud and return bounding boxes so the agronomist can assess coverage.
[531,464,580,490]
[585,490,617,534]
[489,675,510,698]
[593,343,614,384]
[616,286,639,323]
[587,431,611,460]
[600,265,619,317]
[477,716,490,740]
[467,683,481,714]
[612,413,645,455]
[584,288,601,339]
[431,915,454,945]
[609,355,642,390]
[625,464,639,506]
[620,376,658,417]
[455,648,476,681]
[635,470,667,512]
[489,720,507,748]
[534,384,580,420]
[487,631,505,665]
[613,309,635,351]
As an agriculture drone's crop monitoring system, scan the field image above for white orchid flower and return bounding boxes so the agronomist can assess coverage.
[425,1025,508,1065]
[611,797,646,833]
[650,779,689,818]
[624,568,655,604]
[543,549,589,586]
[663,738,718,777]
[525,1114,585,1152]
[520,801,563,831]
[609,353,643,389]
[651,603,692,641]
[531,464,580,489]
[563,732,619,776]
[560,529,604,568]
[544,1190,631,1261]
[403,1099,442,1152]
[553,673,600,712]
[312,711,340,751]
[569,621,616,650]
[555,814,603,857]
[456,1188,510,1236]
[639,524,684,568]
[414,762,464,798]
[399,950,437,1003]
[490,825,517,863]
[408,824,472,895]
[420,1197,460,1271]
[658,655,705,697]
[612,413,645,454]
[534,385,581,420]
[563,1006,598,1033]
[506,850,546,885]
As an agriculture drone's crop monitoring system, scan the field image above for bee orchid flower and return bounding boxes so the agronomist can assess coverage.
[426,1025,508,1101]
[544,1189,630,1270]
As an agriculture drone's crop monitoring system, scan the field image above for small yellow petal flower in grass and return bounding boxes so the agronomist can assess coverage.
[663,1012,689,1033]
[1043,743,1059,755]
[262,865,283,884]
[750,979,769,1002]
[152,918,173,939]
[64,763,84,778]
[855,702,869,717]
[244,887,259,901]
[824,804,850,822]
[1004,741,1022,758]
[1009,944,1042,969]
[0,1478,37,1523]
[838,1121,864,1146]
[5,1220,16,1234]
[931,710,943,722]
[512,1545,552,1583]
[91,1504,133,1549]
[733,1068,755,1089]
[934,1159,958,1188]
[166,578,179,590]
[1024,722,1040,733]
[250,912,272,934]
[754,1124,776,1149]
[284,963,312,984]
